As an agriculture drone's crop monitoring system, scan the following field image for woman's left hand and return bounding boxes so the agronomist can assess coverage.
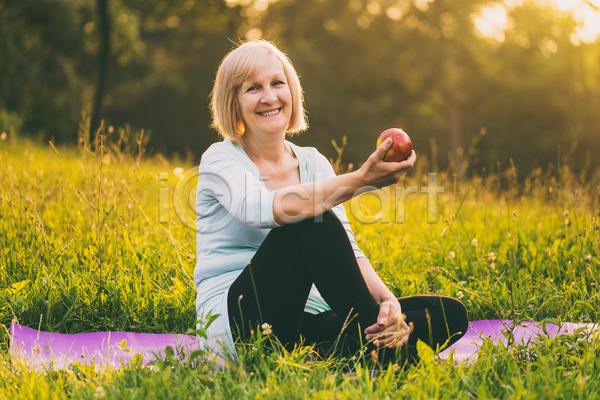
[364,301,411,348]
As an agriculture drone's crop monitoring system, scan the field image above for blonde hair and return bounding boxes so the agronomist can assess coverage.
[210,40,307,141]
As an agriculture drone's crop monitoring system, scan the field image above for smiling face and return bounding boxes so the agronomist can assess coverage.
[237,54,292,140]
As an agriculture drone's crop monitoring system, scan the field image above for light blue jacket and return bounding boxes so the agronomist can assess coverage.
[195,138,365,362]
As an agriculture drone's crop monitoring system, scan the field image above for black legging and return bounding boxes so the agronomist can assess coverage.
[227,210,468,362]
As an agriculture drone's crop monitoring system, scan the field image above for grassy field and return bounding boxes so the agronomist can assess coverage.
[1,127,599,399]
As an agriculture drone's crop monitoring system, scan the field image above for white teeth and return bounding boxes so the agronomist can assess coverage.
[259,109,280,116]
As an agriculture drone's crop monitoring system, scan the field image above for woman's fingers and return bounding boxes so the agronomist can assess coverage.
[389,150,417,178]
[363,148,417,189]
[364,301,411,348]
[374,335,397,347]
[364,301,396,334]
[396,319,411,346]
[369,326,409,347]
[365,304,411,348]
[398,150,417,170]
[377,302,392,326]
[376,137,394,159]
[366,321,409,343]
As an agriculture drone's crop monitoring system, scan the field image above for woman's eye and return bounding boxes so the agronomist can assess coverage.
[273,81,285,86]
[246,85,259,92]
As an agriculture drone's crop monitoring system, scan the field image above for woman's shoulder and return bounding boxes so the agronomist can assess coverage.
[200,139,247,165]
[202,138,234,156]
[287,141,329,165]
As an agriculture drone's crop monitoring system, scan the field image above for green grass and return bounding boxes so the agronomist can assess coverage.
[1,127,599,399]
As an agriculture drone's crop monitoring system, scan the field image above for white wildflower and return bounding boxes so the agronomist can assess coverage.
[585,255,592,261]
[472,238,478,247]
[173,167,184,179]
[261,323,272,336]
[94,387,106,399]
[488,252,496,261]
[448,251,456,259]
[457,291,464,299]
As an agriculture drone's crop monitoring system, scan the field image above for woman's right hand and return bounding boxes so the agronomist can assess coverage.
[358,138,417,190]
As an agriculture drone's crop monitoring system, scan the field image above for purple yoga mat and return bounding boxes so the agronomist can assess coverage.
[10,320,598,370]
[438,319,598,363]
[10,323,199,370]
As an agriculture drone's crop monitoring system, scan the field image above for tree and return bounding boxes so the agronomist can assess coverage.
[233,0,600,176]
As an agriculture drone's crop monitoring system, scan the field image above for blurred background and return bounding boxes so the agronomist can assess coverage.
[1,0,599,178]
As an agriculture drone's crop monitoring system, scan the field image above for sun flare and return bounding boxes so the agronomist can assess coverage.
[473,0,600,44]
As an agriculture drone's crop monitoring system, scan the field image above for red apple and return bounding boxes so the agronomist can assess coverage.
[376,128,413,162]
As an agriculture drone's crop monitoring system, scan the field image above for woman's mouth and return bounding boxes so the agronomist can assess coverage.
[257,108,281,116]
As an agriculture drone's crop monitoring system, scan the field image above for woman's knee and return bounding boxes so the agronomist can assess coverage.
[437,296,469,330]
[304,210,346,235]
[399,295,469,335]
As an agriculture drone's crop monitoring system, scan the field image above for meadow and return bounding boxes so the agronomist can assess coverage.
[1,126,599,399]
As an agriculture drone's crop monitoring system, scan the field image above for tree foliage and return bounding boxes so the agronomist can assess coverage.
[0,0,599,175]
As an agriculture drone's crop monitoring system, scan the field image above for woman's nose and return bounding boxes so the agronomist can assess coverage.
[261,87,277,104]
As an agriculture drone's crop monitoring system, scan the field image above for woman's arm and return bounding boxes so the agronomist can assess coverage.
[273,138,416,225]
[357,257,398,306]
[358,257,411,348]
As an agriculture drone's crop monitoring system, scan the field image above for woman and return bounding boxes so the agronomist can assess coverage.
[195,40,468,364]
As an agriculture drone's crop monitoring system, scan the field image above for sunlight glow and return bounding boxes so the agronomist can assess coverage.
[537,0,600,43]
[472,0,600,44]
[549,0,598,43]
[246,27,263,40]
[386,7,403,20]
[472,3,511,42]
[413,0,435,12]
[571,2,600,43]
[225,0,279,8]
[367,2,382,15]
